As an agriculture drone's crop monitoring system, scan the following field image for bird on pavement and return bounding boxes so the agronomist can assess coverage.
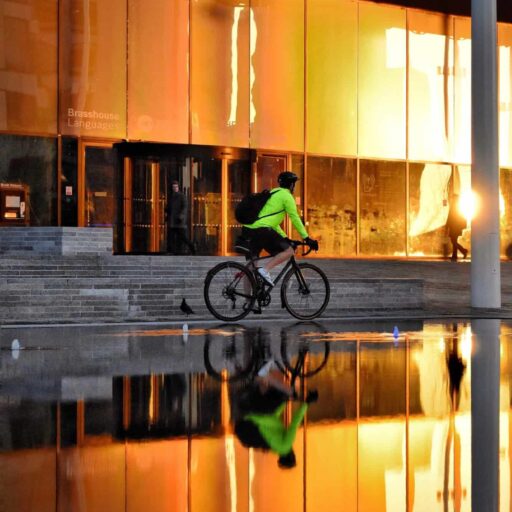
[180,298,195,316]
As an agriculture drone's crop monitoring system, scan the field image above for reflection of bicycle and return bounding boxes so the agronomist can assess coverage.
[203,322,330,384]
[203,240,330,322]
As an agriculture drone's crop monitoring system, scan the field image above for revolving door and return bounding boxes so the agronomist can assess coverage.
[115,143,251,255]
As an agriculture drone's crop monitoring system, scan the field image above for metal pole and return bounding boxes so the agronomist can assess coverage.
[471,319,500,512]
[471,0,501,309]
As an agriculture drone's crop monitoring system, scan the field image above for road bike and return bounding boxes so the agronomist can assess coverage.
[203,322,330,385]
[203,240,330,322]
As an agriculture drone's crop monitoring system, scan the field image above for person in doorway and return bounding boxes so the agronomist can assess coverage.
[446,194,468,261]
[166,180,196,255]
[240,171,318,286]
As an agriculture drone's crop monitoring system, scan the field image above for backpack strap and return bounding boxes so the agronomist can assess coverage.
[257,189,284,220]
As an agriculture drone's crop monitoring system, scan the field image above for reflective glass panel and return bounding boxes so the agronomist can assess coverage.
[452,164,471,250]
[227,159,251,254]
[0,134,57,226]
[307,0,357,156]
[454,17,471,164]
[250,0,304,151]
[59,0,126,138]
[306,156,357,256]
[500,168,512,256]
[358,3,406,159]
[359,159,406,256]
[128,0,188,143]
[0,0,57,133]
[192,157,222,255]
[191,0,250,147]
[499,23,512,168]
[84,146,114,227]
[409,163,452,257]
[408,12,454,162]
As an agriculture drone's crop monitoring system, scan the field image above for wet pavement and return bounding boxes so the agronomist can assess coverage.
[0,318,508,511]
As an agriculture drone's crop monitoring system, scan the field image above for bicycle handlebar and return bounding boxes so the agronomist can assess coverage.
[290,240,315,256]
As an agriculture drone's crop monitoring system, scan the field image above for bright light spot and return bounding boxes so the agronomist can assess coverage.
[439,337,445,353]
[458,190,477,222]
[228,7,244,127]
[461,326,472,360]
[500,191,505,218]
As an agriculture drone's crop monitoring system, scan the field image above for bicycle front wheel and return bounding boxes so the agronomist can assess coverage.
[204,262,256,322]
[281,263,330,320]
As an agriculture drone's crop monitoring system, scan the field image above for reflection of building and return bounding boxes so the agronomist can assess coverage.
[2,0,512,256]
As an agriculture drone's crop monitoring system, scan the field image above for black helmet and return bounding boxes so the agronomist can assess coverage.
[278,171,298,188]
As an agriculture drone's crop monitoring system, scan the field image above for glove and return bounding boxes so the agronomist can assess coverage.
[304,237,319,251]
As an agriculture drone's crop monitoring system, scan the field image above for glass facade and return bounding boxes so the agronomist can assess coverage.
[1,1,512,257]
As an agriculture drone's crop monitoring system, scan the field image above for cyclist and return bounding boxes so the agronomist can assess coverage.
[240,171,318,286]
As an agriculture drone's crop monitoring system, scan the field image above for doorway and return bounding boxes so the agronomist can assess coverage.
[78,141,115,227]
[115,144,251,255]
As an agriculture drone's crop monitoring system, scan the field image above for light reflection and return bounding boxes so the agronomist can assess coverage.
[228,7,244,126]
[458,189,477,222]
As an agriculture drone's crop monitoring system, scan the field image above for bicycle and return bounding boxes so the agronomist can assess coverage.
[203,322,330,386]
[203,240,330,322]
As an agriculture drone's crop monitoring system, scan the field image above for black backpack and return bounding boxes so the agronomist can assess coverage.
[235,189,282,225]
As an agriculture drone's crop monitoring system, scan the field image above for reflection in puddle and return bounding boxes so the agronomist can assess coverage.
[0,319,509,511]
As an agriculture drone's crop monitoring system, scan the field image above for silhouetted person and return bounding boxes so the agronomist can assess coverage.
[446,195,468,261]
[447,324,466,412]
[234,369,318,469]
[166,181,196,255]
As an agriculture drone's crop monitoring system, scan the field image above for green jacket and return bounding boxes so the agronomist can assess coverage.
[244,187,308,239]
[245,402,308,456]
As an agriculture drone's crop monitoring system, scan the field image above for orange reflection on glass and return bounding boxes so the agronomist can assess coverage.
[454,18,471,164]
[359,421,406,512]
[57,445,125,512]
[307,0,357,156]
[128,0,188,143]
[190,436,249,512]
[191,0,250,147]
[0,448,56,512]
[0,1,57,133]
[499,23,512,167]
[59,0,127,138]
[250,0,304,151]
[126,440,187,512]
[358,3,406,159]
[306,423,357,512]
[408,11,454,162]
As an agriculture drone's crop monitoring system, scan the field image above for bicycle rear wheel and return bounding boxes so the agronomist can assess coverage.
[203,325,254,382]
[281,263,330,320]
[204,262,256,322]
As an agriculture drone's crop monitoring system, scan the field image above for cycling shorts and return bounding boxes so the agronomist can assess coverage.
[242,227,291,257]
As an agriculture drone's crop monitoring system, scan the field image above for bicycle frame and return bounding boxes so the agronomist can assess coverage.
[246,254,303,290]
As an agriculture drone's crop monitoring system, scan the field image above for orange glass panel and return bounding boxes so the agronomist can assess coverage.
[306,423,357,512]
[358,421,406,512]
[126,440,188,512]
[128,0,188,143]
[251,425,304,511]
[454,17,471,164]
[250,0,304,151]
[358,3,406,159]
[499,23,512,168]
[190,436,249,512]
[0,0,57,133]
[58,445,125,512]
[59,0,126,138]
[307,0,357,156]
[408,11,454,162]
[191,0,250,147]
[0,448,56,512]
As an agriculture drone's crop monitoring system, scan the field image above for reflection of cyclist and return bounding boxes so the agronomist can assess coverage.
[234,370,318,469]
[240,171,318,286]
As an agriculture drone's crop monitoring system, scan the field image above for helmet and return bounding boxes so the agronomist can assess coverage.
[278,171,298,189]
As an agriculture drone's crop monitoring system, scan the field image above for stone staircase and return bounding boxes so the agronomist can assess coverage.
[0,255,423,324]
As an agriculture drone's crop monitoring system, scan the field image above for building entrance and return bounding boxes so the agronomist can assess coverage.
[115,144,251,255]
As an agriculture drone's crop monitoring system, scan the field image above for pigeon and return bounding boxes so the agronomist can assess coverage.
[180,298,195,316]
